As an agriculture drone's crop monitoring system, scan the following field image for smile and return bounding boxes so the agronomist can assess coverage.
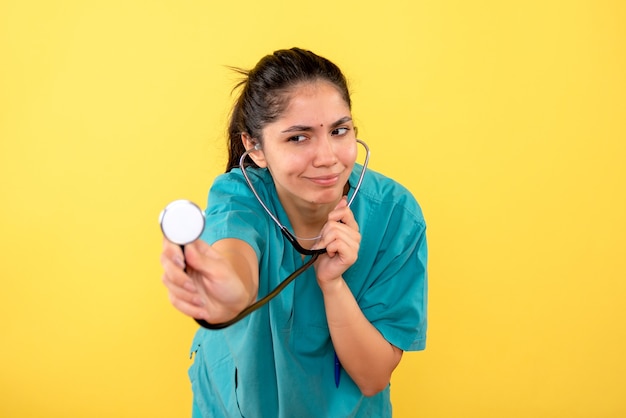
[306,174,341,186]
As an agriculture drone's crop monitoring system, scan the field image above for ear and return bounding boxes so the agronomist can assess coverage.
[241,132,267,168]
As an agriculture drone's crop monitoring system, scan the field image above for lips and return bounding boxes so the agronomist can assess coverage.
[307,174,341,186]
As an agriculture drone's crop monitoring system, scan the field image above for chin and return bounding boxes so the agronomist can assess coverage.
[307,191,344,206]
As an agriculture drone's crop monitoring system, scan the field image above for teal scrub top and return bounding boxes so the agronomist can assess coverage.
[189,164,427,418]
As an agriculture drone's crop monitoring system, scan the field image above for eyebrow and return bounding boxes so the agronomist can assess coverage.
[281,116,353,133]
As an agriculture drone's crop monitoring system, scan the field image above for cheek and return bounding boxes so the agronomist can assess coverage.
[338,141,358,165]
[265,152,306,178]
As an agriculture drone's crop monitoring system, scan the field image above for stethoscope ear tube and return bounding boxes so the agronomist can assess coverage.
[347,139,370,207]
[164,139,371,330]
[239,138,370,231]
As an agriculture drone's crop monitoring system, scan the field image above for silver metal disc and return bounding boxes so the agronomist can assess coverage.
[159,200,205,245]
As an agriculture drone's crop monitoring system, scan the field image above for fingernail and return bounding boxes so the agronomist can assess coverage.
[174,255,186,269]
[192,296,205,307]
[183,280,196,292]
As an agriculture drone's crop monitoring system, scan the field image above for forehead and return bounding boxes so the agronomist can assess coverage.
[278,80,351,121]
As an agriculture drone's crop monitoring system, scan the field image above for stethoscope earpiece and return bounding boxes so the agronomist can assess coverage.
[159,199,205,245]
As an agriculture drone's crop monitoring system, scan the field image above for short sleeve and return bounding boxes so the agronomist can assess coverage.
[200,171,269,261]
[353,194,428,352]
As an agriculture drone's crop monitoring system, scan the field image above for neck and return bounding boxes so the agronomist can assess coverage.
[287,201,334,241]
[277,183,350,243]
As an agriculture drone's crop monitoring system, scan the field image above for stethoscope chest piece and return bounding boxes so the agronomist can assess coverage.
[159,200,205,245]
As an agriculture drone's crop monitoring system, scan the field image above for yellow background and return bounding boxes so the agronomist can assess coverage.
[1,1,625,417]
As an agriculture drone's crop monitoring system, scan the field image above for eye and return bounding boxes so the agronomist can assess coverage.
[331,127,350,136]
[288,134,308,143]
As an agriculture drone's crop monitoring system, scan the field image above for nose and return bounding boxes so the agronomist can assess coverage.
[312,135,338,167]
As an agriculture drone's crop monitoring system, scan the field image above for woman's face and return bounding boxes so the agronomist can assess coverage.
[258,80,357,210]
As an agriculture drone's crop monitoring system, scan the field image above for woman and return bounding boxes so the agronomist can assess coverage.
[160,47,427,417]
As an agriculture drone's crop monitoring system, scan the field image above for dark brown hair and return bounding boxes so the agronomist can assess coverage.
[225,48,351,172]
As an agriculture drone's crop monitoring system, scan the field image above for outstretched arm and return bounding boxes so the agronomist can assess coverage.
[160,237,259,324]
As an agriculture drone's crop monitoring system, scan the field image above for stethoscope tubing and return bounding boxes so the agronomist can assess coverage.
[195,138,370,329]
[239,138,370,255]
[194,252,320,329]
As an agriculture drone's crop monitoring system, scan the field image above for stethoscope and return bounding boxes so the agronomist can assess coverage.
[159,139,370,329]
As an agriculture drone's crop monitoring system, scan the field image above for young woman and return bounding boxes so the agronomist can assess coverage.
[160,47,428,417]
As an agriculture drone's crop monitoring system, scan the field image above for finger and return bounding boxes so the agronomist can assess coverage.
[160,244,186,270]
[324,235,359,258]
[162,237,184,255]
[323,229,360,256]
[160,251,186,273]
[335,195,348,209]
[161,239,186,269]
[167,291,209,320]
[327,199,358,231]
[160,251,194,292]
[322,244,358,269]
[161,256,195,292]
[320,215,361,243]
[162,273,205,307]
[317,226,360,260]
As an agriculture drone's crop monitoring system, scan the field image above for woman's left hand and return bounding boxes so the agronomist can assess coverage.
[313,196,361,288]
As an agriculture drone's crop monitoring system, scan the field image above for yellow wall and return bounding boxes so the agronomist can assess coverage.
[1,1,624,417]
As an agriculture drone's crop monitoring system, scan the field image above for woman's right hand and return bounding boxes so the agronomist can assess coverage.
[160,238,259,323]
